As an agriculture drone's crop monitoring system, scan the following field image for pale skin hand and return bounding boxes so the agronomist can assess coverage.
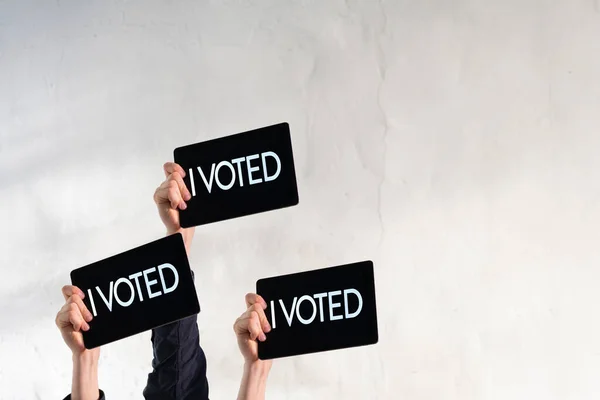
[55,285,100,400]
[234,293,273,400]
[153,162,195,250]
[56,162,194,399]
[158,163,274,397]
[58,163,277,400]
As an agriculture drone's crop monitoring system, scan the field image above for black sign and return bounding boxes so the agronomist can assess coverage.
[70,234,200,349]
[174,122,299,227]
[256,260,378,360]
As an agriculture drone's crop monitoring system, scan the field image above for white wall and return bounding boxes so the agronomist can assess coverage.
[1,0,600,398]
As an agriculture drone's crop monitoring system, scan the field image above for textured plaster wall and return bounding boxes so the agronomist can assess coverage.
[1,0,600,399]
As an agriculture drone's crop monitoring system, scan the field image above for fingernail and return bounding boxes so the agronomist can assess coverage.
[262,301,267,310]
[184,193,191,201]
[180,202,187,210]
[259,332,266,341]
[264,323,271,333]
[85,314,93,322]
[83,322,90,331]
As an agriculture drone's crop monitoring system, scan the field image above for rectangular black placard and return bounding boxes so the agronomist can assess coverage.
[256,260,378,360]
[174,122,299,228]
[70,233,200,349]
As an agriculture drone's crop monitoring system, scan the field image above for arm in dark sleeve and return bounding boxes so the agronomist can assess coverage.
[61,315,208,400]
[62,389,105,400]
[143,314,209,400]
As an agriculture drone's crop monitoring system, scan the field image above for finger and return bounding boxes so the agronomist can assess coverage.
[169,172,191,201]
[245,293,267,310]
[56,303,73,328]
[233,312,265,341]
[154,181,184,209]
[62,285,85,301]
[167,181,185,210]
[233,315,249,335]
[68,303,90,331]
[248,311,266,341]
[69,311,86,332]
[250,303,271,333]
[164,162,186,179]
[153,180,172,205]
[68,294,93,322]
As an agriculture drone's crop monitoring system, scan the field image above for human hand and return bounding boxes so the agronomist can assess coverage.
[55,285,98,357]
[234,293,272,399]
[56,285,100,399]
[153,162,195,244]
[234,293,273,365]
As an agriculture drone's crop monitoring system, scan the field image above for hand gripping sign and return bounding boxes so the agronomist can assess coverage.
[174,122,299,227]
[256,261,378,360]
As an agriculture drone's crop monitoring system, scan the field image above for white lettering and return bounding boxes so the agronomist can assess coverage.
[279,297,297,327]
[143,267,162,299]
[114,277,135,307]
[190,151,282,194]
[270,288,364,329]
[344,288,363,319]
[83,263,183,316]
[129,272,144,302]
[270,300,276,329]
[88,288,98,317]
[197,164,216,193]
[158,263,179,294]
[96,282,114,313]
[262,151,281,182]
[231,157,246,187]
[246,154,263,185]
[296,295,317,325]
[313,292,327,322]
[328,290,343,321]
[215,161,236,190]
[189,167,196,197]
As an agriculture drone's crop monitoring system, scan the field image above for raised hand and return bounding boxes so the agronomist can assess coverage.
[234,293,272,363]
[234,293,273,400]
[55,285,95,356]
[153,162,195,248]
[56,285,100,400]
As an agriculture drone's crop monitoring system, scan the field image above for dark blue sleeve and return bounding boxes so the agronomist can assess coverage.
[61,316,208,400]
[142,314,210,400]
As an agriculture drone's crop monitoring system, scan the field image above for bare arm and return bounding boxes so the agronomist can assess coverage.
[237,361,271,400]
[153,162,195,252]
[235,294,273,400]
[71,351,100,400]
[156,162,273,399]
[56,285,102,400]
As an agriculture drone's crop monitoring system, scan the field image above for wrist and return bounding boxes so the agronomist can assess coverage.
[244,359,272,378]
[167,227,195,250]
[72,350,100,400]
[73,350,99,367]
[238,360,271,400]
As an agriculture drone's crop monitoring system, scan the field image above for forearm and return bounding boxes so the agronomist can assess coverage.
[168,227,195,253]
[71,352,100,400]
[143,315,209,399]
[237,361,271,400]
